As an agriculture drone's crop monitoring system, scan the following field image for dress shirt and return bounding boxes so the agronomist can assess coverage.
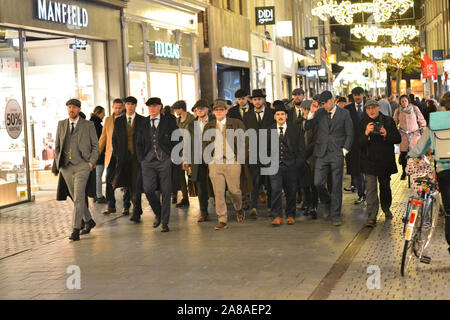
[150,114,161,129]
[126,113,136,126]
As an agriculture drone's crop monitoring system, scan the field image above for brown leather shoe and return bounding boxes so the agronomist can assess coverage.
[103,208,116,215]
[236,209,245,223]
[271,217,282,226]
[287,217,295,225]
[197,215,208,222]
[214,222,228,230]
[122,208,130,216]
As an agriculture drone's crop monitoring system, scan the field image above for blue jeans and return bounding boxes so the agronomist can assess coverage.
[96,164,105,198]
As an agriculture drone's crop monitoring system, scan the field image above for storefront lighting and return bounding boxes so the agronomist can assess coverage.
[312,0,414,25]
[351,24,419,43]
[361,45,413,59]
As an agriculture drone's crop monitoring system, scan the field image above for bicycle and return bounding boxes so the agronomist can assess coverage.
[398,128,422,188]
[400,176,440,276]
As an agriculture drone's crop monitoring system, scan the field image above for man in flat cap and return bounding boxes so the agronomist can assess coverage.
[53,99,99,241]
[172,100,195,208]
[136,97,179,232]
[288,88,305,110]
[243,89,275,219]
[305,91,353,226]
[267,101,305,226]
[344,87,366,204]
[228,89,254,121]
[202,99,251,230]
[183,99,215,222]
[112,96,147,221]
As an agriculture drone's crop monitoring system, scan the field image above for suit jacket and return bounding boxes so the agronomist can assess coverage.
[98,115,116,169]
[53,118,99,172]
[267,122,306,169]
[287,106,305,125]
[136,114,179,163]
[227,104,254,121]
[344,103,363,175]
[305,106,354,159]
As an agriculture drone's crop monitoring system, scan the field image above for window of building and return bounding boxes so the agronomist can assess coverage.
[128,22,144,63]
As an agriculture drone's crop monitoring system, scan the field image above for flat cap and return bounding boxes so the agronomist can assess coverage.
[124,96,138,104]
[351,87,364,95]
[66,98,81,107]
[172,100,187,110]
[192,99,209,111]
[364,100,380,108]
[318,91,333,104]
[300,100,312,110]
[312,94,320,101]
[212,99,228,109]
[235,89,248,98]
[146,97,162,106]
[292,88,305,96]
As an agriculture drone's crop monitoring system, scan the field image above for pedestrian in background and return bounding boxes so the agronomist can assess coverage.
[336,96,347,108]
[90,106,106,203]
[359,100,401,227]
[424,99,438,126]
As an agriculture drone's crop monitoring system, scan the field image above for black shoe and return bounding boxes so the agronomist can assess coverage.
[344,186,356,192]
[96,196,107,204]
[80,219,85,230]
[304,207,310,216]
[310,208,317,220]
[172,196,177,204]
[401,173,407,180]
[153,216,161,228]
[122,208,130,216]
[130,214,141,223]
[161,225,170,232]
[69,228,80,241]
[80,219,96,235]
[176,198,190,208]
[354,195,366,204]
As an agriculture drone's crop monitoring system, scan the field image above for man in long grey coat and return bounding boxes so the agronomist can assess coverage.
[54,99,99,241]
[305,91,353,226]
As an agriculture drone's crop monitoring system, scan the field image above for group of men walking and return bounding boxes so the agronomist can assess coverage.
[54,85,405,240]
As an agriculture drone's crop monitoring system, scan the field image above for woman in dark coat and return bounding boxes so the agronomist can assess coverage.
[90,106,106,203]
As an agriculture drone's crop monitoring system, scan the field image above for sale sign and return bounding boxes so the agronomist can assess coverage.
[5,99,23,139]
[421,54,438,79]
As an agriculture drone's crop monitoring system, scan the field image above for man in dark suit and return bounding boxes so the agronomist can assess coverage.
[227,88,254,121]
[136,97,179,232]
[344,86,366,204]
[53,99,99,241]
[112,96,147,221]
[243,89,275,218]
[183,99,215,222]
[268,101,306,226]
[305,91,354,226]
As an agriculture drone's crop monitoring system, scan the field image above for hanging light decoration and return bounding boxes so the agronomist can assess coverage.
[351,24,419,43]
[361,45,414,59]
[312,0,414,25]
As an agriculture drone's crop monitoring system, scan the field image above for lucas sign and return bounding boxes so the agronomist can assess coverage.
[36,0,89,28]
[255,7,275,25]
[5,100,23,139]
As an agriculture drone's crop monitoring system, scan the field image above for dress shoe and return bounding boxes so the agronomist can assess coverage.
[172,195,177,204]
[197,215,208,222]
[176,198,190,208]
[214,222,228,230]
[69,228,80,241]
[384,210,393,219]
[271,217,283,226]
[236,209,245,223]
[80,219,96,235]
[259,192,266,203]
[122,208,130,216]
[161,225,170,232]
[96,196,107,204]
[249,208,258,219]
[287,217,295,225]
[310,208,318,220]
[80,219,85,230]
[400,173,407,180]
[103,208,116,215]
[344,186,356,192]
[130,214,141,223]
[153,216,161,228]
[354,195,366,205]
[332,217,342,227]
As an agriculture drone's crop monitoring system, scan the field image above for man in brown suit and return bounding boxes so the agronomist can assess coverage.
[98,98,129,215]
[203,99,251,230]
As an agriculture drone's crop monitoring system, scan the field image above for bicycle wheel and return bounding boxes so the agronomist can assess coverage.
[421,195,440,253]
[401,215,420,276]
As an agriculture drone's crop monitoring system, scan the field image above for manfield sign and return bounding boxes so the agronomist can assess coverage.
[35,0,89,28]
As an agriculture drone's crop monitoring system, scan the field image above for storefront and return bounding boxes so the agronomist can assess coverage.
[251,33,275,102]
[199,6,251,103]
[123,0,204,114]
[0,0,125,207]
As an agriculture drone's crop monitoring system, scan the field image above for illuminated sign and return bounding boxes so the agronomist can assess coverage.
[221,47,249,62]
[36,0,89,28]
[307,65,321,71]
[327,54,337,64]
[70,39,87,50]
[154,41,180,59]
[255,7,275,25]
[305,37,318,50]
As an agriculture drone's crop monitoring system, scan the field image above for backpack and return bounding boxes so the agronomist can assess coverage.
[429,111,450,161]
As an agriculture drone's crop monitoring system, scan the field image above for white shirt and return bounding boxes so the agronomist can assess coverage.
[69,117,79,129]
[328,105,337,119]
[277,122,287,136]
[218,118,227,127]
[126,113,136,126]
[355,102,363,113]
[240,104,249,118]
[198,116,209,133]
[254,107,265,121]
[149,114,160,128]
[295,106,302,119]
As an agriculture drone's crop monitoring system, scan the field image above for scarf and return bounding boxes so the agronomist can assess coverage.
[400,104,412,114]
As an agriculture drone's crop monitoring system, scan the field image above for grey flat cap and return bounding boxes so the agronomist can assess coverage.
[300,100,312,110]
[364,100,380,108]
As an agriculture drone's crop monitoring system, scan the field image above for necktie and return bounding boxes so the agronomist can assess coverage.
[128,117,132,128]
[70,122,75,134]
[256,111,262,124]
[151,119,156,130]
[279,127,284,140]
[328,112,332,127]
[357,104,362,117]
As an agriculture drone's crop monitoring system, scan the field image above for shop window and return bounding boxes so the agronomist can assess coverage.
[150,72,179,107]
[182,74,196,109]
[0,28,28,206]
[180,33,194,68]
[129,70,148,116]
[128,22,144,63]
[254,57,273,102]
[147,26,178,67]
